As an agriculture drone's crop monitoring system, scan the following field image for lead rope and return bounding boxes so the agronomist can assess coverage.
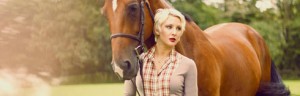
[130,58,143,96]
[140,1,145,96]
[134,0,145,96]
[131,79,141,96]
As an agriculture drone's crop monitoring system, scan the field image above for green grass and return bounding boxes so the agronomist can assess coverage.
[284,80,300,96]
[51,83,124,96]
[50,80,300,96]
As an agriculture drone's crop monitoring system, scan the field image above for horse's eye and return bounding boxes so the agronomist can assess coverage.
[128,3,138,12]
[127,3,139,17]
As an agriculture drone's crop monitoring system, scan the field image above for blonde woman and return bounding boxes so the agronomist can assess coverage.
[124,8,198,96]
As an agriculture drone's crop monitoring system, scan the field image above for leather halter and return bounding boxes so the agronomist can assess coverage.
[110,0,154,56]
[110,0,154,96]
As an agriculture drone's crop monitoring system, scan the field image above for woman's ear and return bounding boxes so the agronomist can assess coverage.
[155,28,160,35]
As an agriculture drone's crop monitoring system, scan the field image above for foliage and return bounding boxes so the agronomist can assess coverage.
[0,0,119,83]
[172,0,230,29]
[275,0,300,78]
[0,0,299,84]
[170,0,300,78]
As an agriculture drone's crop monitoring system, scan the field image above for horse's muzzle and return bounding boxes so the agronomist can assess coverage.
[111,60,136,80]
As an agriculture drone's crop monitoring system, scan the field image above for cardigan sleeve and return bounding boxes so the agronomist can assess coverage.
[184,60,198,96]
[124,79,136,96]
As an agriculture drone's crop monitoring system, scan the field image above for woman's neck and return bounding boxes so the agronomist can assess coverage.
[154,41,172,59]
[148,0,216,59]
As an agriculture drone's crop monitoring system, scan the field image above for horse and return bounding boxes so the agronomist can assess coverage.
[101,0,290,96]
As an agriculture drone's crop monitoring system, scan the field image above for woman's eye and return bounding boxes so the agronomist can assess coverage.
[176,27,182,31]
[166,25,172,29]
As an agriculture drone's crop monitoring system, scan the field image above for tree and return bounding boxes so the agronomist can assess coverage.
[0,0,119,84]
[171,0,229,29]
[277,0,300,78]
[170,0,300,78]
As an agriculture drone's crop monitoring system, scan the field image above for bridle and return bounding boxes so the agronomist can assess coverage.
[109,0,154,96]
[110,0,154,56]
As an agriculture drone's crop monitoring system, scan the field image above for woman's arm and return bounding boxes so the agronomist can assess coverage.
[184,60,198,96]
[124,79,136,96]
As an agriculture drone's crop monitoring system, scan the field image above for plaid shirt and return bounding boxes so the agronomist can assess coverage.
[142,47,178,96]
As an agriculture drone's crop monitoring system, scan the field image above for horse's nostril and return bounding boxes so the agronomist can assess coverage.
[124,60,131,70]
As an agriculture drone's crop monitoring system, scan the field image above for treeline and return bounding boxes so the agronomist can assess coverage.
[172,0,300,79]
[0,0,118,84]
[0,0,298,84]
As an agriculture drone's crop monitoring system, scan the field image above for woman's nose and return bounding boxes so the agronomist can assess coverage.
[171,29,176,35]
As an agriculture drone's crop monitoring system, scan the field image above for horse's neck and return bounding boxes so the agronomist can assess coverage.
[177,21,216,59]
[148,0,217,60]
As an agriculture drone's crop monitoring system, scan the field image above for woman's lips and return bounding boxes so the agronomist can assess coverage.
[169,38,176,42]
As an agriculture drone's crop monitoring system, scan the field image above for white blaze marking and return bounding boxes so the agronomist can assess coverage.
[113,63,124,78]
[112,0,118,12]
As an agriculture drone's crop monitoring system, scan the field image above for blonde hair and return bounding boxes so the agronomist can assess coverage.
[154,8,186,41]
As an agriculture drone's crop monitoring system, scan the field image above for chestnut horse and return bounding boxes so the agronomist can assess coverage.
[101,0,290,96]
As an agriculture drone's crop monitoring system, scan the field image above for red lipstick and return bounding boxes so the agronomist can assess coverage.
[169,38,176,42]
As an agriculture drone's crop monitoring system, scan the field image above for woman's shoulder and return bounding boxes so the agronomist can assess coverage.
[176,52,196,67]
[176,52,197,75]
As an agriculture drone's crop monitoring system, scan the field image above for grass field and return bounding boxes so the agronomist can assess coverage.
[50,80,300,96]
[284,80,300,96]
[51,83,124,96]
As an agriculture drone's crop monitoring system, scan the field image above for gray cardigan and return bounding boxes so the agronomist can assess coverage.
[124,53,198,96]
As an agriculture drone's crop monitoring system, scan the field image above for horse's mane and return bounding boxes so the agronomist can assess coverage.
[182,13,193,22]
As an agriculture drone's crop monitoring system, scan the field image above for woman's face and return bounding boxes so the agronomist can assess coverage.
[156,15,183,48]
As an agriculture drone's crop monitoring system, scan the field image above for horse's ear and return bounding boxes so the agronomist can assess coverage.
[101,8,104,15]
[100,0,107,15]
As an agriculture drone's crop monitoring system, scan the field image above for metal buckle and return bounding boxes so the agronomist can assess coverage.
[134,45,144,56]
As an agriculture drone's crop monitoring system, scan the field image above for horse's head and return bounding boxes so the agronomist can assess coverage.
[101,0,156,80]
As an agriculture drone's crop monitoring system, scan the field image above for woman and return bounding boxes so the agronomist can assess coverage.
[124,8,198,96]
